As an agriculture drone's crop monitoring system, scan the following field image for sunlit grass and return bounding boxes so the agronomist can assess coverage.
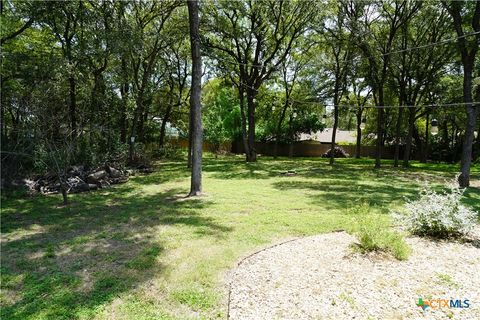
[1,155,479,319]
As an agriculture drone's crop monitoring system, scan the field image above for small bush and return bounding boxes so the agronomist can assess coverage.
[322,146,349,158]
[353,217,411,260]
[392,180,477,238]
[152,142,183,159]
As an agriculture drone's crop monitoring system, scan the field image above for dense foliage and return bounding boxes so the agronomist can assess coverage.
[1,0,479,184]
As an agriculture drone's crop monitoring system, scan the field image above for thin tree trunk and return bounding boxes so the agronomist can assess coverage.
[246,90,256,162]
[394,107,404,167]
[238,87,250,159]
[68,76,77,136]
[330,92,339,165]
[375,90,385,169]
[274,101,289,159]
[421,111,430,163]
[159,104,173,147]
[61,184,68,205]
[187,0,202,196]
[120,58,129,144]
[403,107,416,168]
[355,109,362,159]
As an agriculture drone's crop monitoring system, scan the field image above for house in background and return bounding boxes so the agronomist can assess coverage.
[299,128,357,144]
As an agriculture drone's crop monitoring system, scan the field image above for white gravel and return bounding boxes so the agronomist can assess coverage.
[228,229,480,320]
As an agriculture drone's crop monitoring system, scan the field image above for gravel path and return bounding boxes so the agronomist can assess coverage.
[228,229,480,320]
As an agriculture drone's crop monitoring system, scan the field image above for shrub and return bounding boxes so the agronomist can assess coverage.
[322,146,349,158]
[352,216,411,260]
[392,180,477,238]
[152,142,183,159]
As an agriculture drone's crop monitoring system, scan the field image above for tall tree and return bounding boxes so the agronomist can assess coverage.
[322,1,354,165]
[187,0,203,196]
[442,1,480,187]
[205,0,315,162]
[346,0,420,168]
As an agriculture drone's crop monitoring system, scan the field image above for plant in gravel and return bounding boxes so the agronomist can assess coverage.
[392,179,478,238]
[352,216,411,260]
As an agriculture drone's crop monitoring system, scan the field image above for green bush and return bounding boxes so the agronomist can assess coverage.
[153,142,183,159]
[352,216,411,260]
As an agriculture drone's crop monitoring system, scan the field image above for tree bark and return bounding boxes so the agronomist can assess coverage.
[375,90,385,169]
[274,101,289,159]
[238,87,250,160]
[442,0,480,187]
[459,66,476,187]
[330,92,339,165]
[68,76,77,136]
[421,111,430,163]
[159,104,173,148]
[393,107,404,167]
[403,107,416,168]
[187,0,203,196]
[246,89,257,162]
[119,57,129,144]
[355,109,362,159]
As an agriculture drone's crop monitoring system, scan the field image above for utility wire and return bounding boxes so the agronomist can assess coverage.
[225,77,479,109]
[382,30,480,56]
[202,31,480,68]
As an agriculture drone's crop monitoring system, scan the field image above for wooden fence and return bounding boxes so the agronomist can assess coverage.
[231,140,404,159]
[147,139,407,159]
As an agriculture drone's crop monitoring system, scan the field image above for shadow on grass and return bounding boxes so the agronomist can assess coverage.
[1,182,230,319]
[272,180,418,214]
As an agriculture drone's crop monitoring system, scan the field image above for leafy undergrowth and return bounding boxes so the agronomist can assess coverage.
[352,214,411,260]
[1,155,478,319]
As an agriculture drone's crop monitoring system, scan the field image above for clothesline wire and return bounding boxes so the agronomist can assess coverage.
[202,31,480,68]
[226,77,479,109]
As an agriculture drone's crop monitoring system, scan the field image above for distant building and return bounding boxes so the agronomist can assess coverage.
[299,128,357,144]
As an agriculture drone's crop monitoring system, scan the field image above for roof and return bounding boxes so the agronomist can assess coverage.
[299,128,357,144]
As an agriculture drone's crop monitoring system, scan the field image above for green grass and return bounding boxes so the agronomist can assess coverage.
[1,155,479,319]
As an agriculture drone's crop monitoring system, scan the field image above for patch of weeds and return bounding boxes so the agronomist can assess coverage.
[126,245,162,270]
[352,216,411,260]
[339,292,356,307]
[90,275,125,301]
[68,235,93,246]
[45,244,56,258]
[436,273,460,289]
[171,288,215,311]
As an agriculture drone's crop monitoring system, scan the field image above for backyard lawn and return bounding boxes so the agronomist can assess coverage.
[1,156,479,320]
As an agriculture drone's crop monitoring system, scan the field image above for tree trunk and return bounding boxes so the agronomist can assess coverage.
[458,57,478,187]
[393,107,404,167]
[403,107,416,168]
[187,0,203,196]
[355,109,362,159]
[274,101,289,159]
[187,118,192,168]
[330,93,339,165]
[238,87,250,159]
[421,111,430,163]
[159,104,173,147]
[375,90,385,169]
[443,0,479,187]
[119,58,129,144]
[68,76,77,136]
[61,185,68,205]
[246,90,256,162]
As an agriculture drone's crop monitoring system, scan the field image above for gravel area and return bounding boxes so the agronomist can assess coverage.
[228,229,480,320]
